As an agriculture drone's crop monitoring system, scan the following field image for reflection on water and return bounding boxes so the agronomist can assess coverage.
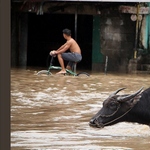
[11,68,150,149]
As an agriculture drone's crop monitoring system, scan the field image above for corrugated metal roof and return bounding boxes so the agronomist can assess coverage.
[12,0,150,2]
[53,0,150,2]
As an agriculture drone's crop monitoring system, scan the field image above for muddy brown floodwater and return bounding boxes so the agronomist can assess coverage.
[11,68,150,150]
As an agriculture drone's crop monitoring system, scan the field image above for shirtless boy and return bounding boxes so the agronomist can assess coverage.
[50,29,82,74]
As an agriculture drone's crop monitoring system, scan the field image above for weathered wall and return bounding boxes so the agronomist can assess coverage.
[100,7,135,72]
[140,15,146,49]
[12,2,147,73]
[92,15,104,72]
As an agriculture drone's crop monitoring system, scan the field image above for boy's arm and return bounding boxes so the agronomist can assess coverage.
[50,43,66,56]
[57,43,66,52]
[55,41,71,54]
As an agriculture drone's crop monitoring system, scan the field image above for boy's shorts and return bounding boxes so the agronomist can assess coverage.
[61,52,82,68]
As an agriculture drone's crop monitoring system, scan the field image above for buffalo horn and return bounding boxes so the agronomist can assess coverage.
[109,87,126,97]
[117,87,144,102]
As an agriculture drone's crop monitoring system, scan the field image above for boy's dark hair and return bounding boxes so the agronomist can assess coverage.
[62,29,71,36]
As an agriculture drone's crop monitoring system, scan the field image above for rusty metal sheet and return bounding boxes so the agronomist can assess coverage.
[12,0,150,2]
[119,5,150,14]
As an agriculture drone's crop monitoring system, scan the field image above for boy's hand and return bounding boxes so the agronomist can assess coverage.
[50,50,56,57]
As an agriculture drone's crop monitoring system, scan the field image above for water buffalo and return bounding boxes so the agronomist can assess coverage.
[89,87,150,128]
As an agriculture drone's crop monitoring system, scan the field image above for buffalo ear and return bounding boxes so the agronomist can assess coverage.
[129,94,142,107]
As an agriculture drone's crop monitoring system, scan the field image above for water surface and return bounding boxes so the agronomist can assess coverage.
[11,68,150,149]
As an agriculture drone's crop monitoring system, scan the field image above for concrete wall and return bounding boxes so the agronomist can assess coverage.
[100,8,135,72]
[92,15,104,72]
[12,2,149,73]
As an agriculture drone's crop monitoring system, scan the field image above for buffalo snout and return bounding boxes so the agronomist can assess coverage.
[89,118,97,127]
[89,118,104,128]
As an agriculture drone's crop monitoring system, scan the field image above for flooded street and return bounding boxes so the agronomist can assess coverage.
[11,68,150,150]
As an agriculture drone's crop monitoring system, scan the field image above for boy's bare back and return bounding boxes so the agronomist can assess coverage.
[67,38,81,54]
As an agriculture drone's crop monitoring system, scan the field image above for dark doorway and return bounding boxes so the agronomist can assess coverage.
[77,15,93,70]
[27,13,92,70]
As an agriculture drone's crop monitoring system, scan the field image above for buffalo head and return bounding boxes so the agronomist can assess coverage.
[89,87,144,128]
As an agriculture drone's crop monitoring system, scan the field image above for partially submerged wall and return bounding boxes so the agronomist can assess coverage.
[100,7,135,72]
[11,2,150,73]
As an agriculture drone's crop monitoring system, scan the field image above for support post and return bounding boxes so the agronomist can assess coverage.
[134,3,139,59]
[75,5,77,41]
[105,56,108,75]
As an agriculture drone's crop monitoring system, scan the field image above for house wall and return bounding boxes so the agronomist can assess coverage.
[145,2,150,50]
[11,2,149,73]
[92,15,104,72]
[11,2,96,69]
[127,3,150,74]
[100,7,135,72]
[140,16,146,49]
